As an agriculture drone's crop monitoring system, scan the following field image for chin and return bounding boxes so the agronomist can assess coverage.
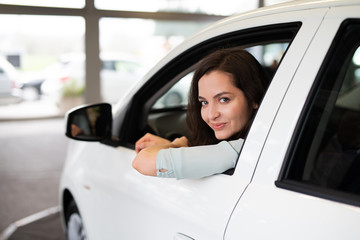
[215,133,231,141]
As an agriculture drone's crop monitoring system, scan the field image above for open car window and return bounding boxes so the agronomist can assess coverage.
[118,22,301,146]
[151,42,289,111]
[146,42,290,141]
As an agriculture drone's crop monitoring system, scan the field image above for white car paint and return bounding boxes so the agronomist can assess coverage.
[225,5,360,239]
[60,1,360,239]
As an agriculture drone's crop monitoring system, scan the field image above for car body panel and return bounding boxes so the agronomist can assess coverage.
[61,141,251,239]
[60,1,360,239]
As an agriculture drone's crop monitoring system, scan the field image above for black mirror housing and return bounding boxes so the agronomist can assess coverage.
[65,103,112,142]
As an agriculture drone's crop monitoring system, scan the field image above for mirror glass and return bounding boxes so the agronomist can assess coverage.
[66,103,112,141]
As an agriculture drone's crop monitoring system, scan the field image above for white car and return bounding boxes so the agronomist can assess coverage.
[60,0,360,239]
[0,57,22,104]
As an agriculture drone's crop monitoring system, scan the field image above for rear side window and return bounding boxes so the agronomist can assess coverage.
[278,20,360,206]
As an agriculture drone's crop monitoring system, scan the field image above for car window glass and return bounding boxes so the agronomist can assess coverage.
[310,47,360,192]
[279,20,360,204]
[152,72,193,109]
[247,43,289,78]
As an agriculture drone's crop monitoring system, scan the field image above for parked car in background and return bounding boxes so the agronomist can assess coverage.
[60,0,360,239]
[41,52,146,104]
[0,57,22,104]
[20,73,45,101]
[0,56,47,103]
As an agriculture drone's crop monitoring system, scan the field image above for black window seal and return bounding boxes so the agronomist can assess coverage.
[276,180,360,207]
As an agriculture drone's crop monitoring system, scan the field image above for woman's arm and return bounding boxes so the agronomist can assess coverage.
[132,136,189,176]
[156,139,244,179]
[135,133,172,153]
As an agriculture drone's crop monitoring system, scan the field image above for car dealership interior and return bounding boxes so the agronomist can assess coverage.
[6,0,351,239]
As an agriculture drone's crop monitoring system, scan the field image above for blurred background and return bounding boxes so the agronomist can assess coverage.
[0,0,292,118]
[0,0,291,238]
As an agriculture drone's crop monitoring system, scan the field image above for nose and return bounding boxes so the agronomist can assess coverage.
[207,103,220,121]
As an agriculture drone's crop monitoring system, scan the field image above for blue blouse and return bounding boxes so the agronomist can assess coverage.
[156,139,244,180]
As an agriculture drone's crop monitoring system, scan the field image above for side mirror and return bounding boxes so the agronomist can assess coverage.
[65,103,112,141]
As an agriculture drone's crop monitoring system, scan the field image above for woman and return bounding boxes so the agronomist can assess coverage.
[133,47,269,179]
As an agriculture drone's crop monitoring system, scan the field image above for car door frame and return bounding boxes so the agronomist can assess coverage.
[225,5,360,240]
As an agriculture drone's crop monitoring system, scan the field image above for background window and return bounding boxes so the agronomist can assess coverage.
[95,0,258,15]
[0,0,293,119]
[99,18,212,103]
[0,0,84,8]
[0,15,84,112]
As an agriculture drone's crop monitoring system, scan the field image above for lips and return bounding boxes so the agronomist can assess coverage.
[211,123,226,130]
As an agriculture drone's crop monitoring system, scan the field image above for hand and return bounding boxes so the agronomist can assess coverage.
[135,133,171,153]
[133,134,188,176]
[171,136,189,148]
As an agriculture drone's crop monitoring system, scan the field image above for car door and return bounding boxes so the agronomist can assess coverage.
[225,5,360,240]
[73,8,327,240]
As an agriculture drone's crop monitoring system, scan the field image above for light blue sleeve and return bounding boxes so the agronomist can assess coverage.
[156,138,244,180]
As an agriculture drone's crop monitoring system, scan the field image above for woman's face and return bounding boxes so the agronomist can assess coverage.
[198,70,256,140]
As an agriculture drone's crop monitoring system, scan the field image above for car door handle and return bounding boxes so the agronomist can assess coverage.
[174,232,195,240]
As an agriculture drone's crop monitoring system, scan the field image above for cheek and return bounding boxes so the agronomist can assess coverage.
[230,103,252,126]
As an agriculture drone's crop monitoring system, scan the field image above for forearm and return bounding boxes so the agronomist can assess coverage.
[157,139,244,180]
[132,145,165,176]
[132,138,188,176]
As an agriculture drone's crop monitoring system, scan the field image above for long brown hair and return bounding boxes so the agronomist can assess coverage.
[187,48,269,146]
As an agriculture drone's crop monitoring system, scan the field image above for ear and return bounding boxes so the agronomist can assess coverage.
[253,103,259,109]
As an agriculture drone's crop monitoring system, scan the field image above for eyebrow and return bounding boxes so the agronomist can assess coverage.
[198,91,232,100]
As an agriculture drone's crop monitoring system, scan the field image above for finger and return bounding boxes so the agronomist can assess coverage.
[135,141,155,153]
[135,136,150,148]
[136,133,155,145]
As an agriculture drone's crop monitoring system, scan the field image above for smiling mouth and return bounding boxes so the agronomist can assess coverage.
[211,123,226,130]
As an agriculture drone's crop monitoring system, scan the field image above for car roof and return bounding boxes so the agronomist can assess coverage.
[197,0,360,38]
[242,0,360,18]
